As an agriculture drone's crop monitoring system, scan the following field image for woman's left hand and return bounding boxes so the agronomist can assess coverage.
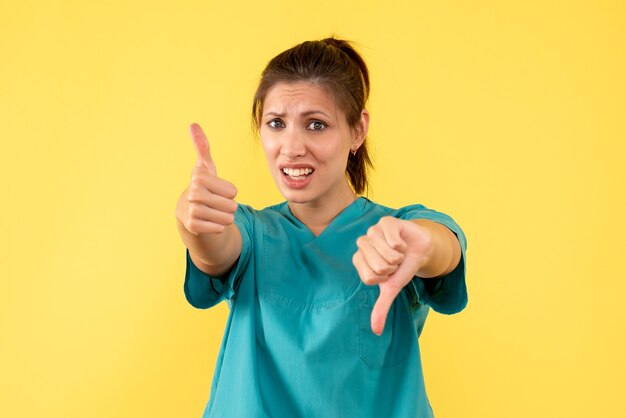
[352,217,433,335]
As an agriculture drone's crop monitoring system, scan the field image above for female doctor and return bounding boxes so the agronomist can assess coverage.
[175,37,468,418]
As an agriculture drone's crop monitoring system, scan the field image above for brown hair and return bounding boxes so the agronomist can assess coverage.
[252,37,373,195]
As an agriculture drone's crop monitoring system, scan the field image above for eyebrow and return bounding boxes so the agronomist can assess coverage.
[263,110,333,119]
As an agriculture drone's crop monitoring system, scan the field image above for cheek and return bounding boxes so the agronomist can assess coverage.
[322,137,351,161]
[261,140,282,174]
[260,135,277,157]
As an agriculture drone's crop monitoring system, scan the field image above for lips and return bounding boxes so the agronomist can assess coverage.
[279,164,315,189]
[282,167,314,177]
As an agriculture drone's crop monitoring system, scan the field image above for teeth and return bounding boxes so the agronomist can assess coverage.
[282,167,313,177]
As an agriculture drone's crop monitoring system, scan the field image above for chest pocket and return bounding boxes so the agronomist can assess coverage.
[260,223,362,308]
[357,286,414,369]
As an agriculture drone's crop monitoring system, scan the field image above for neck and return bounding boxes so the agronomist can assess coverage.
[288,183,358,236]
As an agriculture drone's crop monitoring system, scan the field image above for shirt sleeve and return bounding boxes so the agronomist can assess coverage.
[183,203,255,309]
[394,204,468,315]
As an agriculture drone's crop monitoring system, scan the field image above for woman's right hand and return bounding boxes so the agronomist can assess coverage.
[176,123,238,235]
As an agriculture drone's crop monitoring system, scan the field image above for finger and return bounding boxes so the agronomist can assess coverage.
[356,236,399,276]
[379,217,407,252]
[366,226,404,265]
[352,251,388,285]
[184,218,227,235]
[190,172,238,200]
[206,175,238,200]
[190,123,218,176]
[188,204,236,226]
[384,249,426,289]
[371,285,401,336]
[186,188,238,213]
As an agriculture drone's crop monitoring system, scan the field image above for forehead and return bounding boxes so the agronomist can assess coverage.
[263,81,339,115]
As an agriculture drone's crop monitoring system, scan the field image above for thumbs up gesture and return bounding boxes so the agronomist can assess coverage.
[176,123,238,235]
[352,217,434,335]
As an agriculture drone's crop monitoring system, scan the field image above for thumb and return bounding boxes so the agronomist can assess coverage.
[370,285,401,336]
[370,247,424,335]
[189,123,217,176]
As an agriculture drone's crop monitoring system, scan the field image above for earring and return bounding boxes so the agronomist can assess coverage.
[351,148,357,156]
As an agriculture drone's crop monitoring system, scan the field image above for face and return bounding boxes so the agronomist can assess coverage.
[259,81,367,208]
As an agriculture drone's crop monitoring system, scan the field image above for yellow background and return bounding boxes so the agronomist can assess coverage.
[1,1,624,417]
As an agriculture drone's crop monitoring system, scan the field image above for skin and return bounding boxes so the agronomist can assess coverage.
[259,81,367,234]
[175,81,461,336]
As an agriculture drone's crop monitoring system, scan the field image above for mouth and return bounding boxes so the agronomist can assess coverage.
[281,167,315,181]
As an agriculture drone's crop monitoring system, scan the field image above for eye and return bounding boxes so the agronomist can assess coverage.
[307,120,326,131]
[267,119,285,129]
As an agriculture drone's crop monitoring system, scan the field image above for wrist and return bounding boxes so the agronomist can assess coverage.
[410,220,453,279]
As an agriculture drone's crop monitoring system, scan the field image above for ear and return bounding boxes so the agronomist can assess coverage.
[352,109,370,150]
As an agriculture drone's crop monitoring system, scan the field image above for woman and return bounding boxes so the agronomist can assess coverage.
[175,38,468,418]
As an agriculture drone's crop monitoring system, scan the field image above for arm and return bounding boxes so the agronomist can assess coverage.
[175,189,242,277]
[176,123,243,277]
[410,219,461,279]
[353,216,465,334]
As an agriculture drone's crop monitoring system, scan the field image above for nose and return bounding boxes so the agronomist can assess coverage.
[280,128,307,158]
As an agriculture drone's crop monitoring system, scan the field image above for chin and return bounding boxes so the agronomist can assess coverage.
[280,191,313,204]
[275,185,317,204]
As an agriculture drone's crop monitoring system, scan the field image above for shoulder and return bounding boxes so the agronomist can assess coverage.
[363,199,460,227]
[360,198,432,219]
[234,201,294,225]
[359,197,394,217]
[393,203,436,219]
[234,201,283,215]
